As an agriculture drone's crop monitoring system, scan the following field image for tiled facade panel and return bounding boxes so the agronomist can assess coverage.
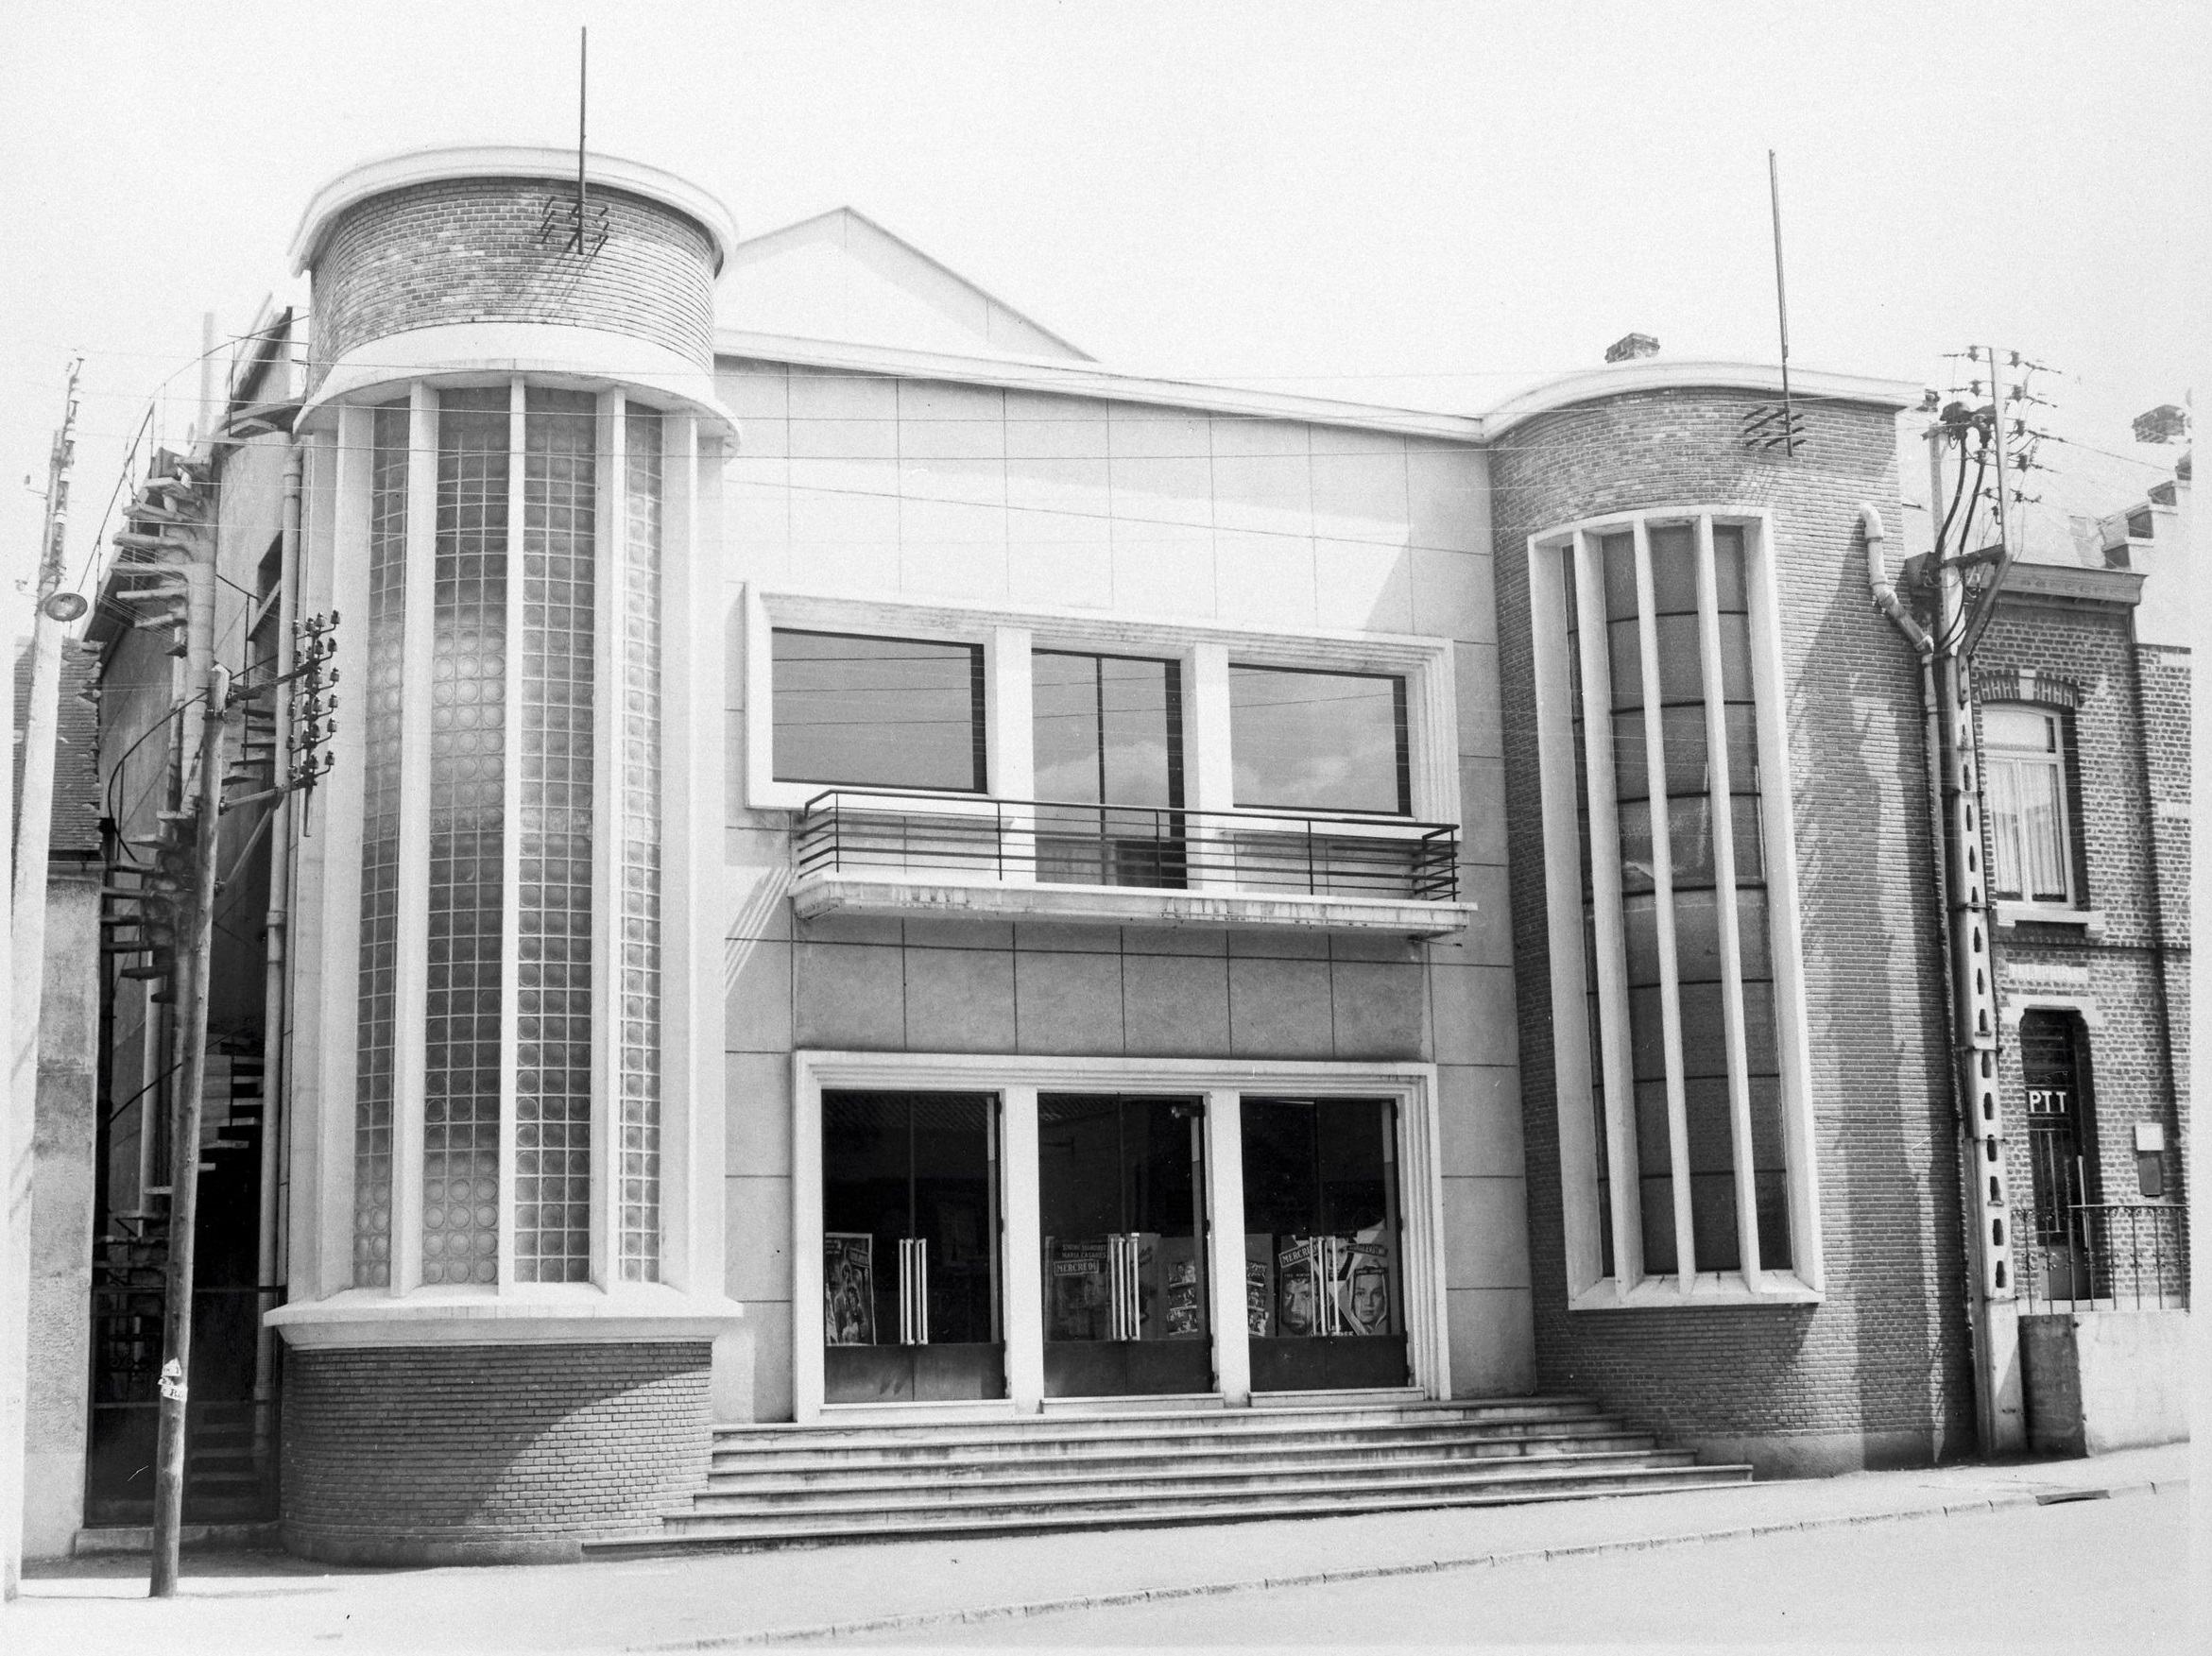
[312,179,717,376]
[1977,602,2190,1255]
[715,360,1493,626]
[715,360,1533,1414]
[1492,389,1977,1462]
[281,1342,711,1560]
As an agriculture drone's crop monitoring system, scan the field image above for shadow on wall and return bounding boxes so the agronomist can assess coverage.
[1792,544,1967,1461]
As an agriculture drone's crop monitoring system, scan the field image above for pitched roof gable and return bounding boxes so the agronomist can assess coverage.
[721,207,1090,363]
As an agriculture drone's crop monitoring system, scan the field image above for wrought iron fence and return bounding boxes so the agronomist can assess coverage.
[794,790,1461,902]
[2020,1201,2188,1313]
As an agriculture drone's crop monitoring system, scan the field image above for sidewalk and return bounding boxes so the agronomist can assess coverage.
[7,1443,2189,1652]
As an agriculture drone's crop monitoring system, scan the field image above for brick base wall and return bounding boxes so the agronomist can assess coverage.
[281,1340,711,1564]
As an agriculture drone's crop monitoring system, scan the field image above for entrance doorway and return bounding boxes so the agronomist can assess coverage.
[820,1091,1005,1403]
[795,1058,1449,1421]
[1037,1095,1211,1397]
[1241,1098,1409,1391]
[2019,1011,2096,1302]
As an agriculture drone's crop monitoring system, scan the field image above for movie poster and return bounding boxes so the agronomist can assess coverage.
[1243,1236,1275,1338]
[823,1233,875,1346]
[1277,1239,1322,1337]
[1045,1238,1109,1340]
[1159,1236,1205,1338]
[1331,1224,1396,1337]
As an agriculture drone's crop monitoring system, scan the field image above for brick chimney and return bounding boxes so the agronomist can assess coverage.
[1604,333,1660,364]
[2133,404,2188,444]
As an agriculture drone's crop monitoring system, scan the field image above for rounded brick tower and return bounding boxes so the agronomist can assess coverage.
[269,145,743,1563]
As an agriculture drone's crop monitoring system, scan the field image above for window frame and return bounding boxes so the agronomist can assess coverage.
[1527,509,1824,1309]
[769,625,991,794]
[743,589,1460,826]
[1980,702,2078,909]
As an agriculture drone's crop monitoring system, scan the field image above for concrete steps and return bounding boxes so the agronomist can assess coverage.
[590,1397,1750,1556]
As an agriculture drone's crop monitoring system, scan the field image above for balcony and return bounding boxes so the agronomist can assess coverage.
[789,790,1475,938]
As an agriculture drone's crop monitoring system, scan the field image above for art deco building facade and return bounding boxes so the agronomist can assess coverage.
[16,143,2185,1562]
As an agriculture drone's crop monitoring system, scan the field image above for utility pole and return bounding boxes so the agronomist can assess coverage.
[148,659,227,1597]
[1924,349,2026,1458]
[3,358,82,1600]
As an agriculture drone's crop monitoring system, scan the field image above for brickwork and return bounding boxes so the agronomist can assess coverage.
[1976,597,2190,1284]
[281,1341,712,1562]
[1492,387,1978,1467]
[309,178,717,380]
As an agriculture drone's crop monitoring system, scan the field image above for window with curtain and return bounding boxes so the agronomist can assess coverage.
[1982,704,2074,905]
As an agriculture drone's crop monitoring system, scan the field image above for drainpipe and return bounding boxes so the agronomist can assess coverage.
[251,441,301,1474]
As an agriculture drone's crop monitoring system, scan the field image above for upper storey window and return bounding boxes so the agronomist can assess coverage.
[1230,666,1408,815]
[747,593,1470,928]
[1981,704,2075,905]
[771,629,986,793]
[1529,511,1821,1307]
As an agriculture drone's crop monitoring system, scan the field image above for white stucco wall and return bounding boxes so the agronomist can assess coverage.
[712,356,1533,1420]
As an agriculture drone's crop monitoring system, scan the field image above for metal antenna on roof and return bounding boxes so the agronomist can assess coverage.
[1768,150,1796,458]
[540,26,605,256]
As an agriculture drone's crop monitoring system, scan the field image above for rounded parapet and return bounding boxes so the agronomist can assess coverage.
[293,145,737,394]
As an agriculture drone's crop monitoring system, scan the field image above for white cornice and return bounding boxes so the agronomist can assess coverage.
[713,328,1491,443]
[289,144,741,276]
[1483,360,1927,436]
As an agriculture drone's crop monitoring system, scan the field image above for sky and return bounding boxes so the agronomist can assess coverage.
[2,0,2204,603]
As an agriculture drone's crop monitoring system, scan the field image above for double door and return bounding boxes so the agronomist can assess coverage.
[818,1088,1411,1408]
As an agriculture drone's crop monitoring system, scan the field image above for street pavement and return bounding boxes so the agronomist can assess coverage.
[2,1442,2192,1652]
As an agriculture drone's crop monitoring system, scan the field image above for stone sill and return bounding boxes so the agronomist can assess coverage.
[791,872,1476,940]
[1995,902,2106,938]
[266,1286,745,1348]
[1568,1272,1824,1312]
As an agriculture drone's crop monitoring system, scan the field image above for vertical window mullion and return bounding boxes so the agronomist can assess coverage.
[392,385,437,1293]
[591,390,623,1285]
[496,377,525,1290]
[1630,520,1696,1286]
[1695,516,1761,1286]
[1570,531,1644,1285]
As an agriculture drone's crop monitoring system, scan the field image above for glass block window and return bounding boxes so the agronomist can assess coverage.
[1538,514,1807,1297]
[421,385,509,1287]
[353,398,409,1288]
[618,404,665,1281]
[514,388,597,1282]
[353,381,679,1294]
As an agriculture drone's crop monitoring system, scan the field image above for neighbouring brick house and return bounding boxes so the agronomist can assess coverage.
[17,142,2187,1563]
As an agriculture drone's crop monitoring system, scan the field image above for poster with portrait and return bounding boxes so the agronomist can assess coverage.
[823,1233,875,1346]
[1329,1224,1397,1337]
[1277,1239,1322,1337]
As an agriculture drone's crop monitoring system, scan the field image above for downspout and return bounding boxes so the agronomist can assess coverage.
[2121,606,2183,1209]
[1866,503,1966,1463]
[251,440,301,1473]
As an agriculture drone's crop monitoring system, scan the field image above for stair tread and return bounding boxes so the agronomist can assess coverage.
[709,1434,1662,1482]
[685,1453,1718,1519]
[625,1471,1751,1549]
[712,1405,1606,1450]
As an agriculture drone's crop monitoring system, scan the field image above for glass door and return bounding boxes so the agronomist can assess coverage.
[1241,1097,1410,1391]
[821,1091,1004,1404]
[1037,1095,1212,1397]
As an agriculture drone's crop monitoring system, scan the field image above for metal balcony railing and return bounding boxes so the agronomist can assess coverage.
[2021,1201,2189,1313]
[794,790,1461,903]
